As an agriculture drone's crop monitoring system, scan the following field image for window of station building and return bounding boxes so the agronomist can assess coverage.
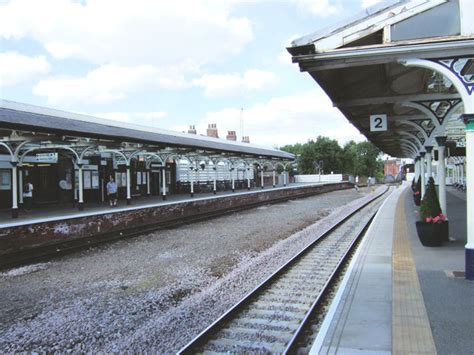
[0,169,11,190]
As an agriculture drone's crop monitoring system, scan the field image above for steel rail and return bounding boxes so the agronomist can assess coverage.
[178,186,389,354]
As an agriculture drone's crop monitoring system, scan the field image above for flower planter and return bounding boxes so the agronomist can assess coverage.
[413,194,421,206]
[415,221,443,247]
[436,220,449,242]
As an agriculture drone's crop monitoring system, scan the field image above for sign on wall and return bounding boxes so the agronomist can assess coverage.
[36,152,58,163]
[370,114,388,132]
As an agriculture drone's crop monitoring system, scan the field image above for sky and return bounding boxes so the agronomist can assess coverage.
[0,0,384,149]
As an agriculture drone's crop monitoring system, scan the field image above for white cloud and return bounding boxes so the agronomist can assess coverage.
[33,63,188,106]
[171,88,365,147]
[291,0,342,17]
[193,70,279,98]
[0,0,253,69]
[361,0,384,8]
[0,51,50,86]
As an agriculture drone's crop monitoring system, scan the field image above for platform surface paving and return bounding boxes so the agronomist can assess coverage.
[313,183,473,354]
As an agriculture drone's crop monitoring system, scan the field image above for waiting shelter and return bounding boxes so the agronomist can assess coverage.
[288,0,474,279]
[0,100,294,218]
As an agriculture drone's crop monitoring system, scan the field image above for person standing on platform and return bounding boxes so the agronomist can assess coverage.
[23,180,33,211]
[106,176,118,207]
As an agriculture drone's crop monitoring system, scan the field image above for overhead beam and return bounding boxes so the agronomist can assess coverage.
[334,93,461,108]
[295,39,474,72]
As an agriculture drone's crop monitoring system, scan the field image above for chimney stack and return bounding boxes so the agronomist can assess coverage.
[206,123,219,138]
[242,136,250,143]
[226,130,237,141]
[187,125,197,134]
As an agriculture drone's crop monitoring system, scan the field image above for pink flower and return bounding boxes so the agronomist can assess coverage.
[426,217,433,223]
[433,216,440,223]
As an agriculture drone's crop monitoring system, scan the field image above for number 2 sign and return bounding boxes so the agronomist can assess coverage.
[370,114,387,132]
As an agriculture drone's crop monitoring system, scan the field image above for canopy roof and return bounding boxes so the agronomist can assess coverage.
[288,0,473,158]
[0,100,293,161]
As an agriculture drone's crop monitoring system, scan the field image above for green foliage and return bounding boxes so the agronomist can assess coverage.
[415,175,421,193]
[279,143,303,156]
[420,177,441,220]
[281,137,383,177]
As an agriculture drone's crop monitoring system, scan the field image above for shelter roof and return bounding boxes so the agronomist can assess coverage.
[0,100,293,160]
[288,0,472,158]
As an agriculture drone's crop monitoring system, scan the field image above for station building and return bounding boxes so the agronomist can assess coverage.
[0,100,294,218]
[288,0,473,276]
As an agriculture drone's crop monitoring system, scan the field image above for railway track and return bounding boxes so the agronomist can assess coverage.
[178,187,389,354]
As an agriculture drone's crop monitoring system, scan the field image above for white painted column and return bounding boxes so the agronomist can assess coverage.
[460,163,465,186]
[260,168,264,189]
[231,168,235,192]
[463,115,474,279]
[436,137,447,218]
[425,146,433,179]
[18,165,23,206]
[162,168,167,200]
[272,170,276,188]
[11,162,18,218]
[213,167,217,194]
[247,168,251,190]
[420,152,426,198]
[190,168,194,197]
[415,158,420,180]
[78,164,84,211]
[126,164,131,205]
[283,169,287,187]
[146,170,151,196]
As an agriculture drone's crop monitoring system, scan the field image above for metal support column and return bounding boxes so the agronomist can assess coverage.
[436,137,448,218]
[11,161,18,218]
[420,152,426,198]
[414,158,420,181]
[146,170,151,196]
[425,146,433,179]
[126,164,131,205]
[18,165,23,207]
[213,167,217,194]
[283,169,287,187]
[260,168,264,189]
[78,163,84,211]
[463,114,474,279]
[231,169,235,193]
[247,168,251,190]
[272,170,276,188]
[162,167,167,200]
[190,167,194,198]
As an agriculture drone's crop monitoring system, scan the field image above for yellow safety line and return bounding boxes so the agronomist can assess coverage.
[392,188,437,355]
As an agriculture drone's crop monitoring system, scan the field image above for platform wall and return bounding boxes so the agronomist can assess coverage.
[0,182,351,264]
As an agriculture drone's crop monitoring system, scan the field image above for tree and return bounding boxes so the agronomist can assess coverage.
[281,136,383,177]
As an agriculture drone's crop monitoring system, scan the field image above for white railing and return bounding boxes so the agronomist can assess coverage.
[294,174,343,183]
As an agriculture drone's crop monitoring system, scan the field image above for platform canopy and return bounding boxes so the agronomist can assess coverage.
[288,0,473,158]
[0,99,294,166]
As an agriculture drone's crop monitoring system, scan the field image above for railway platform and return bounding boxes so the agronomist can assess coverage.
[0,181,352,268]
[313,182,473,354]
[0,182,336,227]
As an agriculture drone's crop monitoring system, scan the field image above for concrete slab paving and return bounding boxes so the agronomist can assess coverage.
[313,183,473,355]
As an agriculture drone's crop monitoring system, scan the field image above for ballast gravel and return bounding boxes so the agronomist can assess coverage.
[0,186,385,353]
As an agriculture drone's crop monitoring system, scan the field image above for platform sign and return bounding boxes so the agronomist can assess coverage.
[35,152,58,163]
[370,114,388,132]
